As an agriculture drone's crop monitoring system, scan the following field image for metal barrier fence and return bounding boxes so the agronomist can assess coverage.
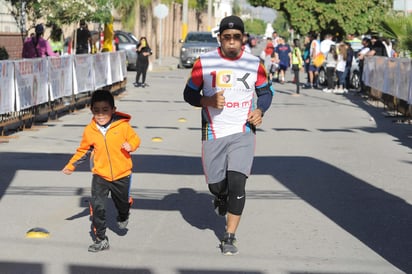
[0,51,127,135]
[363,56,412,108]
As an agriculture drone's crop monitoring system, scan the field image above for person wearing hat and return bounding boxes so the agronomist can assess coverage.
[183,15,274,255]
[22,24,58,58]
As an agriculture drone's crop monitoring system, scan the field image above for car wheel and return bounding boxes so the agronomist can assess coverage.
[318,67,326,86]
[350,70,361,90]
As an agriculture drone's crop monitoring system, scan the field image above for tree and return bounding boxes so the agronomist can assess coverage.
[244,18,266,35]
[5,0,42,41]
[272,11,289,39]
[379,14,412,57]
[5,0,114,35]
[247,0,393,39]
[39,0,113,26]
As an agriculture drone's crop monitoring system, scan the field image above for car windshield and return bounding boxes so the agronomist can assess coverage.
[186,33,216,43]
[129,34,139,44]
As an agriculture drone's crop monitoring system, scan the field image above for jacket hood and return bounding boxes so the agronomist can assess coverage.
[91,111,132,128]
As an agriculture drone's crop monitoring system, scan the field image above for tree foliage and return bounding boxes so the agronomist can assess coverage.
[379,14,412,57]
[247,0,393,38]
[244,18,266,35]
[5,0,41,35]
[39,0,113,26]
[6,0,114,33]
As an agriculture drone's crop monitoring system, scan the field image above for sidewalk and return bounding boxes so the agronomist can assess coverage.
[150,56,180,72]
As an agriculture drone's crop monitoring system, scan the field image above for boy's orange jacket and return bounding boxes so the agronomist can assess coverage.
[64,112,141,181]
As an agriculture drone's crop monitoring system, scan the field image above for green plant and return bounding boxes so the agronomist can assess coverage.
[379,15,412,57]
[0,46,9,60]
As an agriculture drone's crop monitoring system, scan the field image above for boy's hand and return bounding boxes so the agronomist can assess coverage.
[122,142,132,152]
[62,168,73,175]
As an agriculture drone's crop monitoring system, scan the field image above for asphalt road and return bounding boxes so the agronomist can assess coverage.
[0,62,411,274]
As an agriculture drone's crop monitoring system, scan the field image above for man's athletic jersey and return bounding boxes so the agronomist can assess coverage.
[188,48,267,140]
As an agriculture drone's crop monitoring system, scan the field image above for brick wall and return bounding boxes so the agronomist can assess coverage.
[0,32,23,60]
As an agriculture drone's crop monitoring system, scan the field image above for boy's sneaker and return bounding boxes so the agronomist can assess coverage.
[220,233,238,255]
[213,196,227,216]
[117,219,129,230]
[88,236,109,252]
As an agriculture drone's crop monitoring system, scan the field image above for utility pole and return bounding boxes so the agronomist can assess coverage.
[182,0,188,40]
[207,0,212,31]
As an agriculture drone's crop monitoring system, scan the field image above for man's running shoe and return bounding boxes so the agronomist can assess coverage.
[88,236,109,252]
[117,218,129,230]
[213,196,227,216]
[220,233,238,255]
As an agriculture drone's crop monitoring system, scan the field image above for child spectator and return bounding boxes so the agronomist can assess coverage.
[323,44,337,93]
[335,43,347,94]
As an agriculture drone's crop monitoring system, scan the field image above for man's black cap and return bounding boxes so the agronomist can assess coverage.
[219,15,244,34]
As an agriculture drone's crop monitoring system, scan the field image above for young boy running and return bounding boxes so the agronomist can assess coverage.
[62,90,141,252]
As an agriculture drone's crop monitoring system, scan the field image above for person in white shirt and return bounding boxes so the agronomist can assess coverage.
[320,33,335,55]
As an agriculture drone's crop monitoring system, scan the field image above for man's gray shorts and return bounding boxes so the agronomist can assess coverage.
[202,132,255,184]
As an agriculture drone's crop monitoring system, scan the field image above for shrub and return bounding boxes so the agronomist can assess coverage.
[0,46,9,60]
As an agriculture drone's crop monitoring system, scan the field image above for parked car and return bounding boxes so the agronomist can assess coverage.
[114,30,139,71]
[178,31,219,68]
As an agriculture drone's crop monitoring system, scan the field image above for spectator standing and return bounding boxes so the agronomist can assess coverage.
[343,42,354,92]
[75,20,92,54]
[134,37,152,88]
[320,33,335,55]
[367,35,387,57]
[382,38,393,57]
[50,25,64,55]
[305,33,320,89]
[322,44,337,93]
[22,24,58,58]
[242,32,252,53]
[291,38,303,94]
[62,90,141,252]
[358,37,371,93]
[183,15,273,255]
[335,43,347,94]
[260,38,276,82]
[274,36,292,84]
[302,34,311,86]
[271,30,280,49]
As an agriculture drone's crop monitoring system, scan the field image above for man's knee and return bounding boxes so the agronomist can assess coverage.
[227,171,247,215]
[208,179,228,197]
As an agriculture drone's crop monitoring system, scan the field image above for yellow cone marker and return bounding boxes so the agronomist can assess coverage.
[151,137,163,142]
[26,227,50,238]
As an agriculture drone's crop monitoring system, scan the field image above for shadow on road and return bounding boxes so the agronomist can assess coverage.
[1,152,412,272]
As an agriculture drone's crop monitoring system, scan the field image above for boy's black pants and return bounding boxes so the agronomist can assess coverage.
[90,174,131,240]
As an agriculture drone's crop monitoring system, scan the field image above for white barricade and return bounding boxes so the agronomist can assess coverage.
[14,58,49,111]
[363,56,412,104]
[0,61,15,114]
[0,51,126,115]
[94,52,111,89]
[73,54,95,94]
[110,51,123,84]
[49,55,73,100]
